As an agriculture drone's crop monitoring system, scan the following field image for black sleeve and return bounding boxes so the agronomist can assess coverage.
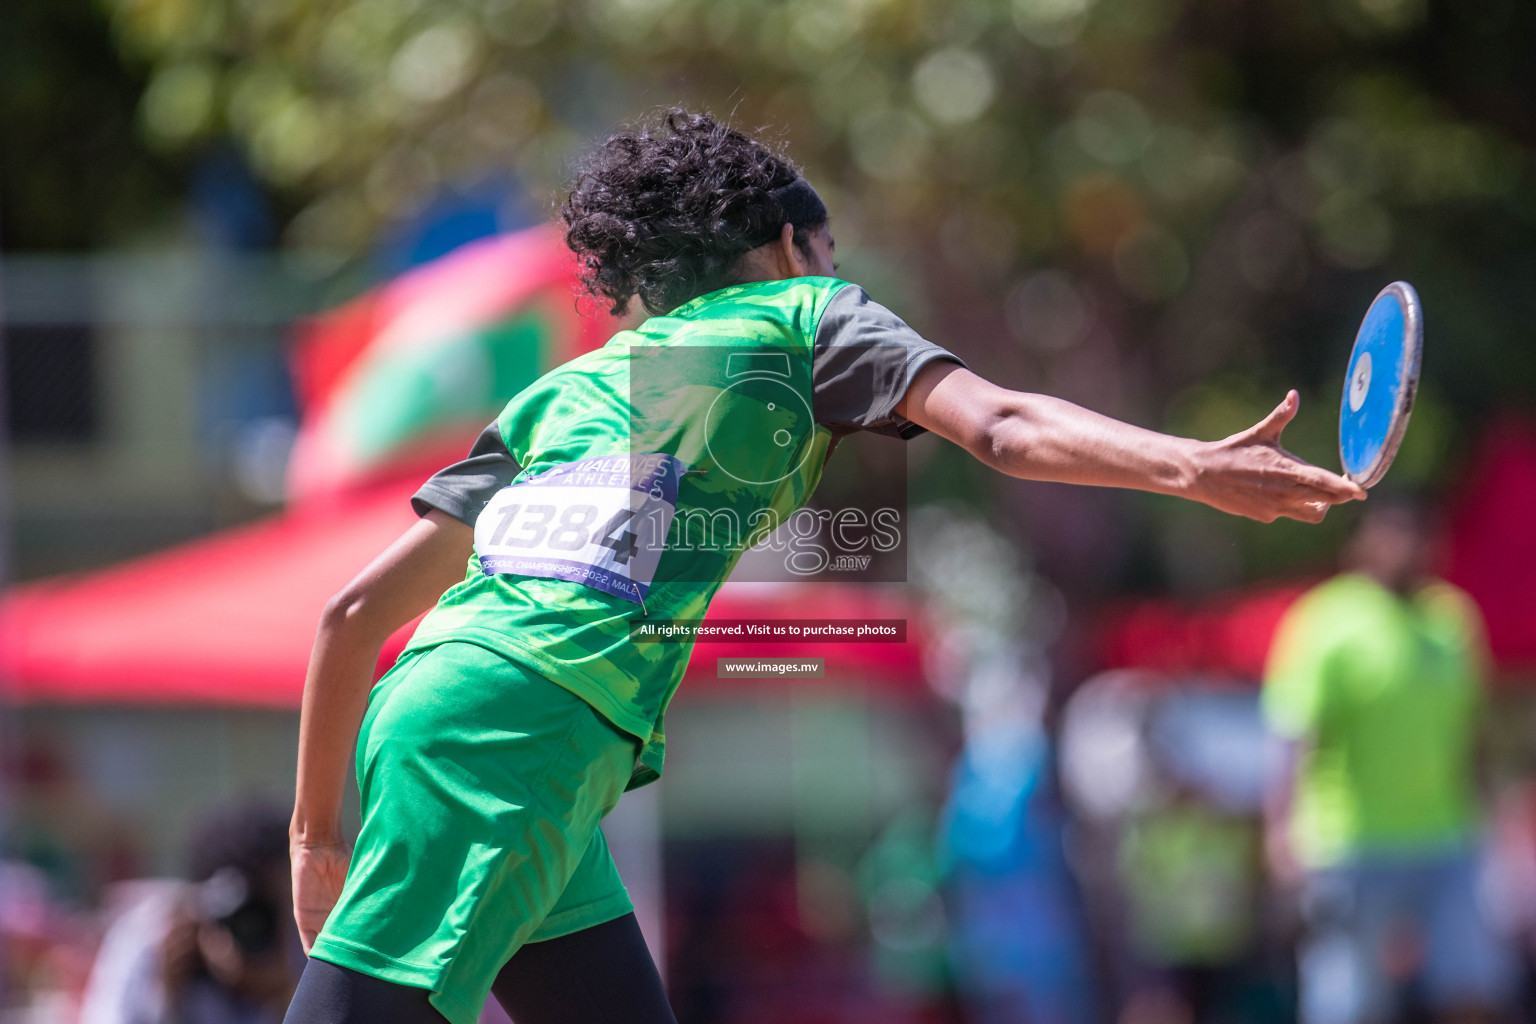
[811,284,967,439]
[410,422,521,525]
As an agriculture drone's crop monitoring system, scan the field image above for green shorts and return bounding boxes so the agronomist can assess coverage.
[308,641,640,1024]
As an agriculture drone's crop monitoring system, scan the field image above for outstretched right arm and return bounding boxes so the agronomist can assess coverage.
[290,509,473,950]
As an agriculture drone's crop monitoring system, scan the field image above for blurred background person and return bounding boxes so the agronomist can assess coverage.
[939,691,1098,1024]
[1262,497,1515,1024]
[1116,775,1263,1024]
[79,799,302,1024]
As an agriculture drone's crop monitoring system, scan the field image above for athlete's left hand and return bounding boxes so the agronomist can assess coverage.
[291,838,352,953]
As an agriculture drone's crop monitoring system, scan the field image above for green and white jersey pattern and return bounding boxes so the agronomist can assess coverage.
[406,276,960,787]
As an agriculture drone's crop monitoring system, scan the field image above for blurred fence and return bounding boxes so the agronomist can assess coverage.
[0,250,340,581]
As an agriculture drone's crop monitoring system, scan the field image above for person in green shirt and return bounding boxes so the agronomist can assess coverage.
[1263,499,1514,1024]
[283,108,1365,1024]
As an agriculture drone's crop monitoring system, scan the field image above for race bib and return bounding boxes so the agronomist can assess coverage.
[473,453,685,604]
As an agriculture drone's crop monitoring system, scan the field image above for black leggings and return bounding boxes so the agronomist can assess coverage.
[283,914,677,1024]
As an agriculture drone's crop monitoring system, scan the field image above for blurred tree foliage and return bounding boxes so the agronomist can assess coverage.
[0,0,186,248]
[22,0,1536,589]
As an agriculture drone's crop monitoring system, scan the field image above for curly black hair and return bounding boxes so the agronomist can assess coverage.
[561,109,826,316]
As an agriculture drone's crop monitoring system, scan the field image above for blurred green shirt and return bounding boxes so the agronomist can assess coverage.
[1261,573,1487,868]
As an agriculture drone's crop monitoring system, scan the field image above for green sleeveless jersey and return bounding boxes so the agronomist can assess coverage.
[405,276,960,787]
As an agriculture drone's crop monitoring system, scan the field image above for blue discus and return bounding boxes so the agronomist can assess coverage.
[1339,281,1422,489]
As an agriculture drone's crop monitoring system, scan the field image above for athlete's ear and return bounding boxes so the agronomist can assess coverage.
[774,222,806,279]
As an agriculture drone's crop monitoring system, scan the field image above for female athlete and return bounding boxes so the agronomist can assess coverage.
[284,109,1364,1024]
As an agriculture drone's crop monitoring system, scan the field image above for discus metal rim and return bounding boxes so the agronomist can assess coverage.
[1339,280,1422,489]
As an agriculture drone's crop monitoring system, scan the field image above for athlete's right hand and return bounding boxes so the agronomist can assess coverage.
[291,838,352,953]
[1189,391,1366,523]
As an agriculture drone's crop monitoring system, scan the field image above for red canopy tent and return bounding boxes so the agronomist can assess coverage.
[1095,580,1315,683]
[0,476,423,707]
[0,470,927,707]
[1097,418,1536,683]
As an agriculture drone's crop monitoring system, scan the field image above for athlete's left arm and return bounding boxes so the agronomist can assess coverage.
[896,361,1365,524]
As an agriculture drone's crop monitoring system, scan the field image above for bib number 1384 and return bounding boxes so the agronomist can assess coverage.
[473,453,684,605]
